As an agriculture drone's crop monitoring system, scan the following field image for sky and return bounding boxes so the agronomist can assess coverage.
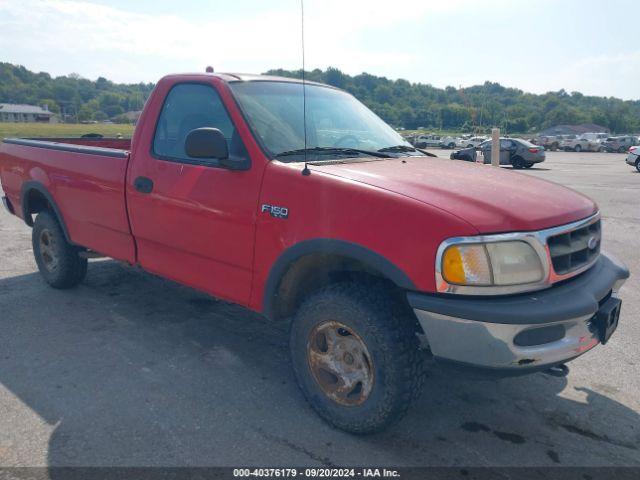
[1,0,639,100]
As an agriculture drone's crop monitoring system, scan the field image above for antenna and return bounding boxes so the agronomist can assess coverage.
[300,0,310,176]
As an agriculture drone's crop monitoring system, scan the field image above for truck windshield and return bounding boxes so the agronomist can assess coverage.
[229,81,413,160]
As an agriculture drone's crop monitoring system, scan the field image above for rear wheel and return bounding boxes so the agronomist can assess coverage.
[524,162,534,169]
[574,144,582,152]
[32,211,87,288]
[618,146,627,153]
[290,282,425,434]
[512,156,525,169]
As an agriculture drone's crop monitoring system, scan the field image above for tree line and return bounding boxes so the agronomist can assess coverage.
[266,67,640,134]
[1,62,638,133]
[0,63,154,123]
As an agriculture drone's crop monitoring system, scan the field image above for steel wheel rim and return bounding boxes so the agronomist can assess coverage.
[307,321,374,406]
[39,228,59,272]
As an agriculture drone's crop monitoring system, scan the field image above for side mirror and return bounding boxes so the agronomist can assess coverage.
[185,127,229,160]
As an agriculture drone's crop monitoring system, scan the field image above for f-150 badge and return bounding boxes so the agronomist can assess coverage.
[261,204,289,219]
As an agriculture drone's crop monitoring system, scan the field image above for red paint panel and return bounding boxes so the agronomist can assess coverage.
[0,142,135,263]
[248,161,480,310]
[125,75,268,305]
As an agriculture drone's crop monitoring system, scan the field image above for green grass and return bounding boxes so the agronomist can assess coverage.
[0,122,134,139]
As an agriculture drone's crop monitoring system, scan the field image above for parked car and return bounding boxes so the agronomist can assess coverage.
[533,135,560,151]
[450,146,477,162]
[0,71,629,434]
[479,138,546,168]
[455,136,487,149]
[602,136,639,153]
[560,137,603,152]
[626,145,639,172]
[412,134,442,148]
[581,132,608,143]
[440,136,458,149]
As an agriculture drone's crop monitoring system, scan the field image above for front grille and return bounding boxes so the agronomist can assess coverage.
[547,219,601,275]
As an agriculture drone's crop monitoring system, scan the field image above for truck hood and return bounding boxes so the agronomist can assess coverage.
[310,156,597,233]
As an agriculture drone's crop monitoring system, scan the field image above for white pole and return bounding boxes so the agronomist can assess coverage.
[491,128,500,167]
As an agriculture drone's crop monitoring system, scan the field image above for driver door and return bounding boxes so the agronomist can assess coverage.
[126,81,261,305]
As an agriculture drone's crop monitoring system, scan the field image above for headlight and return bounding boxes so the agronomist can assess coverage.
[441,240,544,287]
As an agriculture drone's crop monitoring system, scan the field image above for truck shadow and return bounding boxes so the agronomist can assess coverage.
[0,260,638,468]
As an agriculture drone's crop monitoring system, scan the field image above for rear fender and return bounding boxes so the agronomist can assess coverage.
[20,181,73,243]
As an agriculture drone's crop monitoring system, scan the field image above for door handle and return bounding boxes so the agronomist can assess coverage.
[134,176,154,194]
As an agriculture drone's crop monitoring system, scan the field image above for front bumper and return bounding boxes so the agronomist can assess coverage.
[408,253,629,372]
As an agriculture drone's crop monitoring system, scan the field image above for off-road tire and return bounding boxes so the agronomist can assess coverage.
[32,211,87,288]
[290,282,425,434]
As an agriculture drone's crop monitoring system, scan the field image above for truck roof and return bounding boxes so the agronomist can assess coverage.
[161,72,334,89]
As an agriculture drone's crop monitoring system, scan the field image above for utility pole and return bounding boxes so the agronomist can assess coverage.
[491,128,500,167]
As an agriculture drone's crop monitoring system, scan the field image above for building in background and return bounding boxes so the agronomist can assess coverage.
[0,104,57,123]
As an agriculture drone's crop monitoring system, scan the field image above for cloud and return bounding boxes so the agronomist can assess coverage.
[1,0,635,100]
[0,0,502,82]
[511,51,640,100]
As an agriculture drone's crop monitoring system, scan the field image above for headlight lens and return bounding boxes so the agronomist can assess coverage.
[441,241,544,287]
[486,241,544,284]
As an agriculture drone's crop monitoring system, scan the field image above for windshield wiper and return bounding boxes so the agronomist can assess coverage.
[377,145,417,153]
[275,146,392,159]
[378,144,437,157]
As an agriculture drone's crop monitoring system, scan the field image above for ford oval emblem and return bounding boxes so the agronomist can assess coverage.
[587,236,598,250]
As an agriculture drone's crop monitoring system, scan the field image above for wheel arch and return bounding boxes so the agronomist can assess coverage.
[20,181,72,243]
[262,239,416,321]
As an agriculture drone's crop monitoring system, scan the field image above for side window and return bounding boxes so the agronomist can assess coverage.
[153,83,247,163]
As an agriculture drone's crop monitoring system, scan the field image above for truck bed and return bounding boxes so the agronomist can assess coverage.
[0,137,136,263]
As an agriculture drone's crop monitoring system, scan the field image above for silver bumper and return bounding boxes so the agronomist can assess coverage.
[409,253,629,371]
[414,309,600,369]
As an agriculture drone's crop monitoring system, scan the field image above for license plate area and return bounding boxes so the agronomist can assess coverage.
[594,297,621,345]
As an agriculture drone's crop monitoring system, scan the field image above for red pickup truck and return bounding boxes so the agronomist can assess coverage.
[0,72,629,433]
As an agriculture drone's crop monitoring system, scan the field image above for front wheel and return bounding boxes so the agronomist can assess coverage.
[290,283,425,434]
[619,146,627,153]
[574,145,582,152]
[635,159,640,173]
[32,211,87,288]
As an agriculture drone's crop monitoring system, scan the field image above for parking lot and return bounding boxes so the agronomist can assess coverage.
[0,150,638,467]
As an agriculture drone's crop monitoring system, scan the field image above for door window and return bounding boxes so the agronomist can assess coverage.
[153,83,247,164]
